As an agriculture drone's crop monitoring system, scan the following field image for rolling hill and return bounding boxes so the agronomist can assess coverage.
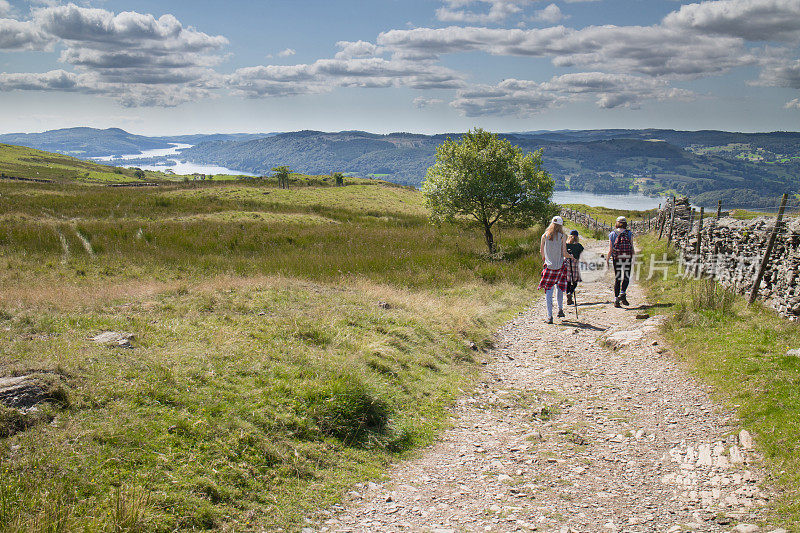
[0,143,162,183]
[179,130,800,208]
[2,127,799,208]
[0,128,271,158]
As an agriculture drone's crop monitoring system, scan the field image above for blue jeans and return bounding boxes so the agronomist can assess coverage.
[545,286,564,319]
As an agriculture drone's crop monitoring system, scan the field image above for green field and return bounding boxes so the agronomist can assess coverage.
[0,170,542,531]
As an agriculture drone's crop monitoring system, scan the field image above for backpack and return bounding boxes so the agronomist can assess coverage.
[612,230,633,257]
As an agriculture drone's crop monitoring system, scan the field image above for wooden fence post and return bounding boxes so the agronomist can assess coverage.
[695,207,704,255]
[716,200,722,219]
[659,197,672,240]
[685,208,695,247]
[693,206,704,278]
[748,193,788,304]
[666,200,677,246]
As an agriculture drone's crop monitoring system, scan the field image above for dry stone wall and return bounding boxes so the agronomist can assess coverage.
[560,196,800,318]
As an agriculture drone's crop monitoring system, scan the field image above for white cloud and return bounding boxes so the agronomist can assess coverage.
[436,0,530,24]
[335,40,379,59]
[228,56,466,98]
[413,96,444,108]
[277,48,295,57]
[0,18,50,50]
[0,4,228,106]
[531,4,565,24]
[755,58,800,88]
[663,0,800,42]
[785,98,800,109]
[378,24,754,77]
[0,69,92,91]
[0,1,11,16]
[450,72,695,116]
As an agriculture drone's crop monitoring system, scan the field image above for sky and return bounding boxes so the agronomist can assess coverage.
[0,0,799,135]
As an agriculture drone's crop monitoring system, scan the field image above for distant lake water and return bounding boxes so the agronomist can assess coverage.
[553,191,665,210]
[92,143,256,176]
[92,143,194,161]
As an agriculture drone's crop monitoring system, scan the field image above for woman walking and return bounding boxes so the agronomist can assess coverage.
[565,230,583,305]
[607,216,634,308]
[539,216,569,324]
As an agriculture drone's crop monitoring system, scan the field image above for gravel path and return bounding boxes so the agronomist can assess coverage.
[312,245,783,533]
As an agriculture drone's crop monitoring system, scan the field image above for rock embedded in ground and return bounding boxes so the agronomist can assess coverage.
[90,331,134,347]
[786,349,800,357]
[0,374,67,410]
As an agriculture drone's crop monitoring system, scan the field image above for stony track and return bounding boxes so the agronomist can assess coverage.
[310,245,784,533]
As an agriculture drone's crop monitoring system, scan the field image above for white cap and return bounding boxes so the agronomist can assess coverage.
[616,216,627,223]
[552,215,563,225]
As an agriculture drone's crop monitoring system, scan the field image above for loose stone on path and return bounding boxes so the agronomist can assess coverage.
[310,243,782,532]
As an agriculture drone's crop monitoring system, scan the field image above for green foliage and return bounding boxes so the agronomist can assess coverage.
[304,371,391,445]
[422,129,554,253]
[272,166,291,189]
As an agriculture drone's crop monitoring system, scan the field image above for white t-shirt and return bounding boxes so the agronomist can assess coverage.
[543,233,564,270]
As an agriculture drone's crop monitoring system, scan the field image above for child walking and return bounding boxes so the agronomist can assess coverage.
[539,216,569,324]
[565,230,583,305]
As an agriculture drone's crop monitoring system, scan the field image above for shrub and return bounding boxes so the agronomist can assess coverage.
[304,372,391,446]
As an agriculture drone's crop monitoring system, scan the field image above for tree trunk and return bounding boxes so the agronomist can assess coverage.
[483,222,494,255]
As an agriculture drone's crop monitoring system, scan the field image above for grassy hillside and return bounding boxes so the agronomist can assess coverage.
[0,178,541,531]
[0,143,163,184]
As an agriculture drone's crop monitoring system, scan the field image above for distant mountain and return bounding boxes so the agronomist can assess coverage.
[179,130,449,186]
[0,127,277,158]
[0,127,173,158]
[3,127,798,208]
[157,133,277,145]
[179,129,800,208]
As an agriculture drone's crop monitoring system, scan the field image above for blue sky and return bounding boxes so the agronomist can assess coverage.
[0,0,799,135]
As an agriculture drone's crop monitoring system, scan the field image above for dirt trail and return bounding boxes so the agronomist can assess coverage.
[312,243,782,533]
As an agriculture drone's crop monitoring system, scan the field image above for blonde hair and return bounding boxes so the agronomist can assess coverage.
[544,222,563,241]
[567,233,579,244]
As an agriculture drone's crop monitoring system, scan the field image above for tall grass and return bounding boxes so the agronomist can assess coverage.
[0,180,543,531]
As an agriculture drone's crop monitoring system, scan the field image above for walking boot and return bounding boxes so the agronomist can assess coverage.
[620,294,629,306]
[614,297,622,308]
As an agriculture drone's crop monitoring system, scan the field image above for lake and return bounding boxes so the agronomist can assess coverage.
[92,143,195,162]
[553,191,666,210]
[92,143,257,176]
[90,149,672,205]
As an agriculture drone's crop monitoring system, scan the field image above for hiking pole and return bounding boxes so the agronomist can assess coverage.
[573,288,579,319]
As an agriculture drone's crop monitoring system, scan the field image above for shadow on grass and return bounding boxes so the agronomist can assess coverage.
[627,303,674,311]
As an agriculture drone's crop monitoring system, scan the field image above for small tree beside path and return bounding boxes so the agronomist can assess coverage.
[422,128,555,254]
